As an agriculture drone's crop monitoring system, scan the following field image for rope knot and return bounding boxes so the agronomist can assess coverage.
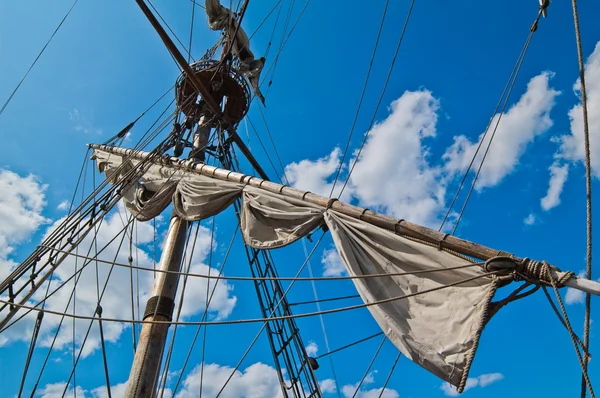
[516,259,573,288]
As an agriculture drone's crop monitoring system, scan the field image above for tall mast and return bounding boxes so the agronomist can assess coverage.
[125,215,189,397]
[129,1,322,396]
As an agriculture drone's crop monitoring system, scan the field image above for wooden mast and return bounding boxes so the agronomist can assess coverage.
[124,215,188,397]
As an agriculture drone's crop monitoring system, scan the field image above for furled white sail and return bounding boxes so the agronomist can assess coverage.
[92,147,501,391]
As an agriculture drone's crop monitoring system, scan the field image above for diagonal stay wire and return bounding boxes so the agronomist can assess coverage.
[449,8,545,235]
[199,217,216,397]
[214,230,327,397]
[256,104,289,184]
[437,11,541,232]
[352,336,386,398]
[1,270,501,327]
[158,222,200,397]
[35,246,483,282]
[338,0,416,199]
[328,0,391,198]
[570,1,593,396]
[171,224,240,395]
[378,351,401,398]
[303,238,341,397]
[0,0,79,117]
[315,332,384,360]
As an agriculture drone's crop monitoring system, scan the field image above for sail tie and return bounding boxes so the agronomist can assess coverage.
[484,256,574,287]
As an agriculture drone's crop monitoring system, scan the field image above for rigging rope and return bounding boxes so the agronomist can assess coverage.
[0,0,79,117]
[17,311,43,398]
[0,271,500,327]
[315,332,384,360]
[570,1,593,396]
[33,246,484,282]
[378,352,401,398]
[437,7,544,232]
[171,224,240,395]
[352,336,386,398]
[449,8,544,235]
[329,0,391,198]
[303,238,342,397]
[338,0,416,199]
[213,230,326,397]
[543,264,595,397]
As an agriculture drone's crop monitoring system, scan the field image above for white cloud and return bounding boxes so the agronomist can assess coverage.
[286,74,559,227]
[546,41,600,211]
[321,247,347,277]
[541,161,569,211]
[36,382,87,398]
[341,371,399,398]
[320,378,337,394]
[285,147,350,200]
[57,200,70,211]
[305,341,318,356]
[90,382,133,398]
[175,362,283,398]
[440,372,504,396]
[444,72,559,189]
[478,373,504,387]
[0,169,49,260]
[347,90,444,226]
[524,214,536,226]
[37,381,171,398]
[1,204,237,356]
[69,108,103,135]
[557,42,600,176]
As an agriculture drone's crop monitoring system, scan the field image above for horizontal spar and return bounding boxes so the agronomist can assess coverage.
[89,143,600,297]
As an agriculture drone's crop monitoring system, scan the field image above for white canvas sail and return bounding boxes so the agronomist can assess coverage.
[92,146,503,390]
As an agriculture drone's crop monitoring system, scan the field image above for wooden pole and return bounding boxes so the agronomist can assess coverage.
[134,0,269,180]
[124,214,188,397]
[90,143,600,297]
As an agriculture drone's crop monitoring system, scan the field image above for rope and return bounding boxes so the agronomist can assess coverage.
[303,239,342,397]
[33,245,484,282]
[17,311,43,397]
[171,224,240,395]
[315,332,384,359]
[328,0,391,198]
[378,352,401,398]
[288,294,360,307]
[4,271,500,326]
[199,217,216,397]
[96,306,112,398]
[256,104,290,184]
[246,115,285,183]
[338,0,416,198]
[543,263,595,397]
[248,0,284,41]
[352,336,386,398]
[570,1,593,396]
[158,222,200,397]
[214,230,327,397]
[449,6,546,234]
[0,0,79,117]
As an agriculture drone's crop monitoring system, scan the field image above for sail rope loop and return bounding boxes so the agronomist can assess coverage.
[483,256,574,288]
[542,262,595,398]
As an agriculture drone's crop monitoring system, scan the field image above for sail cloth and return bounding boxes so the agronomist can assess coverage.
[324,211,497,389]
[92,148,499,391]
[92,150,183,221]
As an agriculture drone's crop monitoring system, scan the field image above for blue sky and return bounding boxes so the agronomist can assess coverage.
[1,0,600,397]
